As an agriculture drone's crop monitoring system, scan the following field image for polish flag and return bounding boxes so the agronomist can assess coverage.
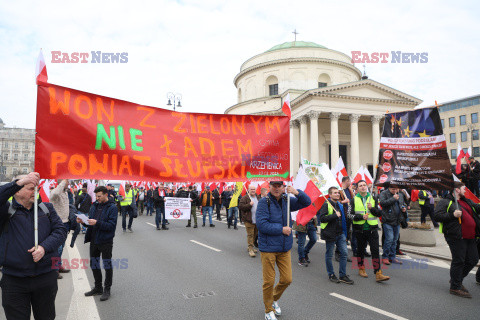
[331,156,348,186]
[465,147,472,161]
[455,144,465,174]
[39,179,51,202]
[241,181,250,196]
[118,181,126,198]
[353,166,365,184]
[363,167,374,185]
[35,50,48,84]
[282,93,291,119]
[293,167,326,226]
[453,174,480,203]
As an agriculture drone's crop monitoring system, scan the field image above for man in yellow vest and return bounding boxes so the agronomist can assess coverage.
[120,183,135,232]
[347,180,390,282]
[418,190,439,228]
[318,186,354,284]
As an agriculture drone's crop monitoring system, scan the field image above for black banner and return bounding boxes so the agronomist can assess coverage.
[374,107,454,190]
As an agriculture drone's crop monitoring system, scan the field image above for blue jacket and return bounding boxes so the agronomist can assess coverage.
[256,190,311,253]
[84,199,118,245]
[0,181,67,277]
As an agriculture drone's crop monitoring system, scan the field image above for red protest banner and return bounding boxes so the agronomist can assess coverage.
[35,83,290,182]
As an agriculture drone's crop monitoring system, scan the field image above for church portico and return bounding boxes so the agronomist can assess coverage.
[226,40,422,177]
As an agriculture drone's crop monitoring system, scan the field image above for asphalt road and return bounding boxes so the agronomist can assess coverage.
[1,212,480,319]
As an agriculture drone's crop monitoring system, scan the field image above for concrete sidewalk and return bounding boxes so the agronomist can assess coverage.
[397,229,452,261]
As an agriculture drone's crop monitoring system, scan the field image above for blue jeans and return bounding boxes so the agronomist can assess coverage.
[228,207,239,227]
[155,206,166,228]
[121,205,134,230]
[146,199,154,216]
[202,206,213,225]
[297,223,317,260]
[382,223,400,260]
[325,233,348,277]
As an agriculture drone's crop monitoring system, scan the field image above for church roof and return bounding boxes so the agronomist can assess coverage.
[266,41,327,52]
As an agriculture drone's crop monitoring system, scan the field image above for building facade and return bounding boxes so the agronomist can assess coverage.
[225,41,422,176]
[438,95,480,163]
[0,118,35,181]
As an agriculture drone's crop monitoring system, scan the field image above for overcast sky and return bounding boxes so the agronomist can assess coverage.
[0,0,479,129]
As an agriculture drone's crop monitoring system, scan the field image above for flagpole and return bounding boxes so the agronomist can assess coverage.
[34,186,38,250]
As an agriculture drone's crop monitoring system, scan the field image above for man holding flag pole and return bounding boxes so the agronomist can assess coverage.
[256,180,310,320]
[0,172,67,319]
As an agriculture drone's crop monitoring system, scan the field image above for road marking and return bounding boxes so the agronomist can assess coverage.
[66,235,101,320]
[215,219,246,228]
[146,222,157,227]
[190,240,222,252]
[330,293,408,320]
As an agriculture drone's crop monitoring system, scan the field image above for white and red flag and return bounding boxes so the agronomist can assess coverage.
[331,156,348,185]
[453,174,479,203]
[35,50,48,84]
[353,165,365,184]
[363,167,374,185]
[118,181,126,198]
[39,179,51,202]
[466,147,472,161]
[455,143,466,174]
[282,93,291,119]
[292,166,325,226]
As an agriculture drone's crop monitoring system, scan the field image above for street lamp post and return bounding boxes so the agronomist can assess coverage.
[467,123,477,154]
[166,92,182,111]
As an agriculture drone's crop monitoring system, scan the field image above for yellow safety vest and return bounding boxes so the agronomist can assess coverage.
[418,191,427,206]
[352,195,378,226]
[320,203,334,229]
[120,190,133,206]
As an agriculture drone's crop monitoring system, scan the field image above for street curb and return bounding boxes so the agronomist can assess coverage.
[400,248,452,262]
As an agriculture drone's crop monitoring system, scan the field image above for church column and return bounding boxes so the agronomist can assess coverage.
[299,116,309,160]
[372,115,382,169]
[290,120,300,176]
[330,112,341,167]
[308,111,320,163]
[350,114,361,175]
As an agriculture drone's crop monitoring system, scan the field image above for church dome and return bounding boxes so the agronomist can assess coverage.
[266,41,327,52]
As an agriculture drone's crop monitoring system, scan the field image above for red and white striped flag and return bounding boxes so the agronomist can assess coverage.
[118,181,126,198]
[353,165,365,184]
[293,167,326,226]
[35,50,48,84]
[331,156,348,185]
[456,143,466,174]
[39,179,51,202]
[282,93,291,119]
[363,167,374,185]
[453,174,479,203]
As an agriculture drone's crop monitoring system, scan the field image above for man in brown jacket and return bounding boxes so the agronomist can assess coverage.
[200,186,215,227]
[239,185,259,257]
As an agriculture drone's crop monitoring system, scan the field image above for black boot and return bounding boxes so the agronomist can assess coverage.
[100,287,110,301]
[85,287,103,296]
